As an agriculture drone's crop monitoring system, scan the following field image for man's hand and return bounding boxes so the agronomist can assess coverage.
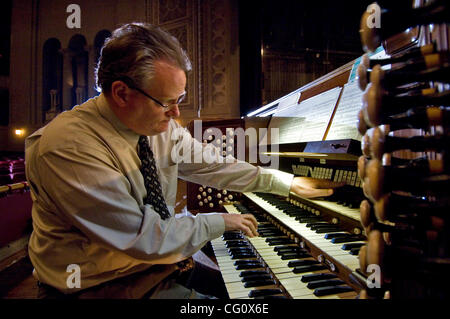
[290,176,345,198]
[221,213,259,237]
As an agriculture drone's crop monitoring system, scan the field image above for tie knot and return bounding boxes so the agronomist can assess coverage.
[138,135,153,158]
[139,135,149,147]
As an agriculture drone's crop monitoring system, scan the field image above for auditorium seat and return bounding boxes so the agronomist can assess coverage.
[0,186,33,247]
[0,180,36,299]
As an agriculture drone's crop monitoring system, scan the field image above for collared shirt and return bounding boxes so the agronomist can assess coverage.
[25,93,294,293]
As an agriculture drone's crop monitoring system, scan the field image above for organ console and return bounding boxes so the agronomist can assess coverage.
[190,1,450,299]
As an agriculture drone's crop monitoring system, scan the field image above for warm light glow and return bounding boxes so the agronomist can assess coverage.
[14,129,25,136]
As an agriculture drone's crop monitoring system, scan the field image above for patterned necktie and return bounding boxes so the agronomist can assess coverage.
[138,135,171,220]
[138,135,194,273]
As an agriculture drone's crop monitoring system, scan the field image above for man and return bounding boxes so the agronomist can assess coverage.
[25,23,342,299]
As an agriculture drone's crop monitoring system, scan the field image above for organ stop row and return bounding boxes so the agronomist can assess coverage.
[190,0,449,299]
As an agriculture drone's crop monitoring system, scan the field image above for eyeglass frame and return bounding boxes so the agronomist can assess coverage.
[117,76,186,111]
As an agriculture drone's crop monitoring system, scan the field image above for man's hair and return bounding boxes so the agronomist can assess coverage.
[95,22,192,93]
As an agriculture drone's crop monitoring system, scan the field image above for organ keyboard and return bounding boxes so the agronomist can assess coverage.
[211,203,360,299]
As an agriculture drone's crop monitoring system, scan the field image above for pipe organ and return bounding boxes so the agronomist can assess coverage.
[192,0,450,299]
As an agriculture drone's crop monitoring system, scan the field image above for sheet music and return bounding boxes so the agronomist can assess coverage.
[268,87,342,144]
[277,92,301,111]
[326,81,364,141]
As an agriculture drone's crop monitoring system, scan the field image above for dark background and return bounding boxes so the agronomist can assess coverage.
[239,0,376,115]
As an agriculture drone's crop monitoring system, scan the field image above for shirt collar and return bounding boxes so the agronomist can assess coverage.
[95,93,141,148]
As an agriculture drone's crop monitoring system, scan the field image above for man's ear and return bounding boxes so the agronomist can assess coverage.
[110,81,130,107]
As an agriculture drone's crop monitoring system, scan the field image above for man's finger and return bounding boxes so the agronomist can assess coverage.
[242,224,255,237]
[242,217,259,237]
[243,214,258,228]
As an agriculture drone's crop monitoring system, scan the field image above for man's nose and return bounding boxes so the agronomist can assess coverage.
[166,104,180,118]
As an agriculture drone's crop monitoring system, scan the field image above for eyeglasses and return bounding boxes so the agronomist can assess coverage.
[119,77,186,111]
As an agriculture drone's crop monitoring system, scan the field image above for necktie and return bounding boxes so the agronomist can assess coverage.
[138,135,171,220]
[138,135,194,273]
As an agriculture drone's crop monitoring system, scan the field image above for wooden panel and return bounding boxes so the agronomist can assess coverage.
[157,0,189,24]
[165,22,198,115]
[148,0,199,121]
[200,0,239,118]
[298,70,351,104]
[147,0,240,125]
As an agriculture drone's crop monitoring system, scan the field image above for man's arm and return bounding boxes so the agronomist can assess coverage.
[35,144,226,264]
[176,129,343,199]
[290,176,346,198]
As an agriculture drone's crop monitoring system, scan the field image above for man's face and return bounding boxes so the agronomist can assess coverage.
[126,61,186,136]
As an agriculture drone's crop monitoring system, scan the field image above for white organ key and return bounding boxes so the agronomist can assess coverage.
[243,192,361,272]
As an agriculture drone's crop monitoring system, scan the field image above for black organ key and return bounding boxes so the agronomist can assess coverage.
[316,228,342,234]
[244,279,277,288]
[297,217,322,223]
[313,285,354,296]
[287,211,311,217]
[259,231,283,237]
[235,262,264,270]
[306,279,346,289]
[324,233,351,239]
[234,259,259,266]
[248,288,283,298]
[307,222,330,228]
[231,253,256,259]
[301,273,338,283]
[331,235,365,243]
[225,240,249,248]
[341,243,365,250]
[229,250,254,255]
[314,226,342,233]
[241,273,272,283]
[228,247,252,253]
[239,270,269,278]
[257,224,278,229]
[275,246,300,253]
[293,264,328,274]
[265,238,293,245]
[280,252,311,260]
[222,232,244,240]
[288,259,320,268]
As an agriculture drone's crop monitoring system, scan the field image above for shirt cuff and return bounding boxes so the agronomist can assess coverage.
[263,168,294,197]
[198,213,226,239]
